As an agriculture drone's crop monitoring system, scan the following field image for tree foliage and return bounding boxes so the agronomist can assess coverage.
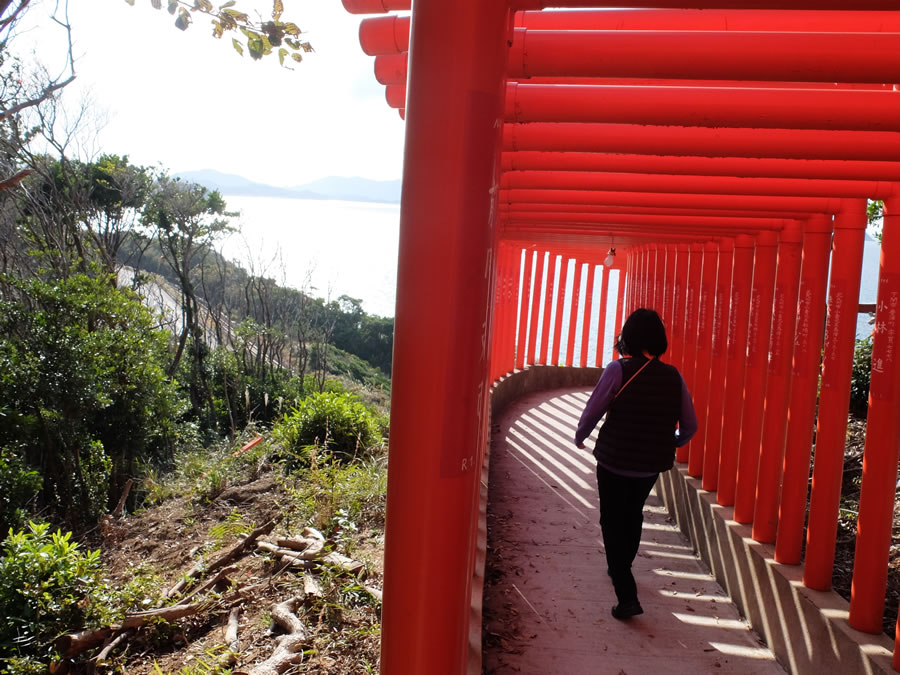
[125,0,314,65]
[867,199,884,242]
[0,273,184,525]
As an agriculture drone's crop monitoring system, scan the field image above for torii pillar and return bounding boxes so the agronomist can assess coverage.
[380,1,510,673]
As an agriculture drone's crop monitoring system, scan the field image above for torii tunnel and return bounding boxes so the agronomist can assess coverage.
[341,1,900,673]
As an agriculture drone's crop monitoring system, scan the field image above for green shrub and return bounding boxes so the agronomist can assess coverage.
[0,447,42,535]
[850,335,873,417]
[273,392,383,469]
[0,522,108,671]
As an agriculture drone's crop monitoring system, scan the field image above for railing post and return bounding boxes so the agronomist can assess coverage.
[753,221,804,541]
[628,246,637,314]
[805,199,867,590]
[670,243,690,373]
[580,262,597,367]
[717,234,756,506]
[381,0,509,668]
[734,230,779,524]
[539,253,558,364]
[677,242,704,464]
[775,214,833,564]
[566,260,584,366]
[526,250,547,366]
[614,262,627,358]
[663,244,676,338]
[515,247,534,370]
[624,250,634,317]
[688,240,719,477]
[639,245,649,308]
[503,246,519,377]
[702,237,734,491]
[489,244,506,382]
[850,196,900,636]
[652,243,663,313]
[595,264,610,365]
[553,256,570,365]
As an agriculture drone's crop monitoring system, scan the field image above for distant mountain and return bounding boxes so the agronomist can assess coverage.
[175,170,401,204]
[288,176,402,204]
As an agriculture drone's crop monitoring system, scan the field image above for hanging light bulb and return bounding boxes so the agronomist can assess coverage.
[603,247,616,267]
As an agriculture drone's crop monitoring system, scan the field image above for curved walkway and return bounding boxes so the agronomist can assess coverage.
[483,387,788,674]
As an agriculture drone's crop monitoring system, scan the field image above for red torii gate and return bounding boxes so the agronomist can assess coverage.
[340,2,900,673]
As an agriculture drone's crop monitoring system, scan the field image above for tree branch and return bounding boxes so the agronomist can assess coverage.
[0,168,32,191]
[0,73,76,122]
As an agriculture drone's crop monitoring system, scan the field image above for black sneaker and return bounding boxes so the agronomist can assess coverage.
[611,601,643,620]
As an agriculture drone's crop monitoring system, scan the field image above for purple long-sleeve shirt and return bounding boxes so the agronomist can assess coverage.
[574,359,698,451]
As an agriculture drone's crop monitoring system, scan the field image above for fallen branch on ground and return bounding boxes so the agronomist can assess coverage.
[56,583,268,658]
[215,607,242,670]
[276,526,325,559]
[303,574,323,599]
[166,518,277,598]
[321,551,366,578]
[90,629,133,670]
[259,532,365,577]
[234,596,307,675]
[111,479,134,519]
[175,565,238,606]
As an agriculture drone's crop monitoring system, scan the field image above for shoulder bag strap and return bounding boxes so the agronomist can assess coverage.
[612,357,655,402]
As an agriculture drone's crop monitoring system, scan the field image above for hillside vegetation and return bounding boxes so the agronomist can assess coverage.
[0,151,392,673]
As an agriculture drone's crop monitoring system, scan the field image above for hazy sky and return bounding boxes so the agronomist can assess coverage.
[17,0,406,186]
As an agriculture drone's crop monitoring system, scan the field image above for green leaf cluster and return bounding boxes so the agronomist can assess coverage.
[0,522,108,672]
[0,447,42,536]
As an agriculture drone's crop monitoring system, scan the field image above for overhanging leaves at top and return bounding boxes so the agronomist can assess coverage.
[128,0,313,67]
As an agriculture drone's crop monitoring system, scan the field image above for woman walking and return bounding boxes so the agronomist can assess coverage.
[574,308,697,619]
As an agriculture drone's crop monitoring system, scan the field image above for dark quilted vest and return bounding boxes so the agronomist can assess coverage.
[594,357,683,474]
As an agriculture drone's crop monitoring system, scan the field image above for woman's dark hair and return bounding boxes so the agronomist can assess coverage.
[614,308,668,357]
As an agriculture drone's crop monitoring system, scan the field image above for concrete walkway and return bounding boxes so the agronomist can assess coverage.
[483,387,788,675]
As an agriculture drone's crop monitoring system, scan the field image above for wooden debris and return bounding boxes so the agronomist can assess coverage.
[275,526,325,559]
[225,607,241,652]
[260,533,366,576]
[111,479,134,519]
[166,518,277,599]
[257,541,317,569]
[362,585,383,602]
[322,551,366,577]
[214,607,242,670]
[55,628,114,660]
[57,583,267,658]
[257,541,297,556]
[275,536,324,559]
[91,629,132,669]
[175,565,238,606]
[303,574,323,599]
[279,553,316,570]
[234,597,307,675]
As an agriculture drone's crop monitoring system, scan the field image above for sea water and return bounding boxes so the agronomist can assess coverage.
[221,195,882,365]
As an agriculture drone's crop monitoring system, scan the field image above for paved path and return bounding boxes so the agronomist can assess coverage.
[483,387,788,675]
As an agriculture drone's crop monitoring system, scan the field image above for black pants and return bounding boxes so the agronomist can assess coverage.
[596,464,659,605]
